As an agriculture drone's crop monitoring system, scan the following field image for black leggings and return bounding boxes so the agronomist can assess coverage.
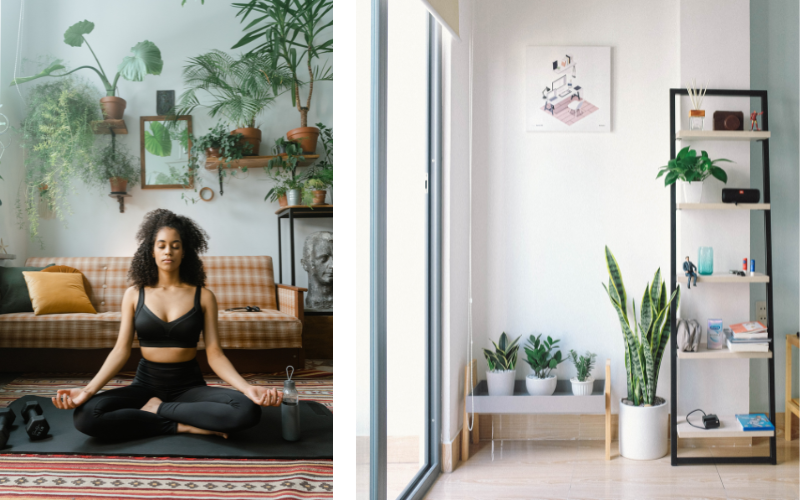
[73,358,261,440]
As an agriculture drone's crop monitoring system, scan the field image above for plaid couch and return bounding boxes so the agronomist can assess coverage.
[0,256,305,351]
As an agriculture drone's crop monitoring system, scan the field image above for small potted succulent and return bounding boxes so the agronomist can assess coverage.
[523,334,565,396]
[656,146,731,204]
[483,332,520,396]
[568,350,597,396]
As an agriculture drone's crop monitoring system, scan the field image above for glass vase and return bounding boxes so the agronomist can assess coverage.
[689,109,705,131]
[698,247,714,275]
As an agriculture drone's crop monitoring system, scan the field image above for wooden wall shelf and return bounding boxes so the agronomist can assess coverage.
[0,254,16,260]
[109,193,132,213]
[92,119,128,135]
[677,345,772,359]
[205,154,319,170]
[676,272,769,284]
[676,130,770,141]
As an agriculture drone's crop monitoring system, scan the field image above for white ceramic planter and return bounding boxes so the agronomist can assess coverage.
[618,397,669,460]
[525,374,557,396]
[681,180,703,204]
[570,377,594,396]
[486,369,516,396]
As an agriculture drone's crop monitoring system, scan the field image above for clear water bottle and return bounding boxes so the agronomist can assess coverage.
[281,366,300,441]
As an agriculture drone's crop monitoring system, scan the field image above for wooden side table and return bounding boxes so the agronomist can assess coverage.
[786,334,799,441]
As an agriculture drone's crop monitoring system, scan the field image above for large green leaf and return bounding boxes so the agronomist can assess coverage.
[118,41,163,82]
[604,246,627,318]
[144,122,172,157]
[9,60,66,86]
[64,20,94,47]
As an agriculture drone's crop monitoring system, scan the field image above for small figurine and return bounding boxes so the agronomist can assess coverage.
[683,256,698,289]
[750,111,764,131]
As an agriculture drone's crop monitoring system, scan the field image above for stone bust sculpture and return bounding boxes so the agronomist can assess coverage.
[301,231,332,309]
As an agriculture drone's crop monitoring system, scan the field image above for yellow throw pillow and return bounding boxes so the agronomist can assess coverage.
[22,271,97,315]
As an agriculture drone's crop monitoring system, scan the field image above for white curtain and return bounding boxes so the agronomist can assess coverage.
[420,0,459,39]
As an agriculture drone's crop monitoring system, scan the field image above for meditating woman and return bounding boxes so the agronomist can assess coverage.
[51,208,282,440]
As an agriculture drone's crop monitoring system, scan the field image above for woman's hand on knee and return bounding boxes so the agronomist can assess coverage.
[52,388,91,410]
[245,385,283,407]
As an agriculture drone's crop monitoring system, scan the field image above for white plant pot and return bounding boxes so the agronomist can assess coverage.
[570,377,594,396]
[618,397,669,460]
[525,374,557,396]
[681,180,703,204]
[486,369,516,396]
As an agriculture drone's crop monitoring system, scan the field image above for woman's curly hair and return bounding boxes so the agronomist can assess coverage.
[128,209,210,289]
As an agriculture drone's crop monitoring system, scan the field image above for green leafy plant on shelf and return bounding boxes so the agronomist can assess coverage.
[9,20,163,98]
[166,50,290,129]
[264,139,313,206]
[168,122,252,203]
[656,146,732,186]
[83,136,141,190]
[568,350,597,382]
[233,0,333,129]
[523,334,565,379]
[483,332,521,372]
[14,77,102,246]
[602,246,680,407]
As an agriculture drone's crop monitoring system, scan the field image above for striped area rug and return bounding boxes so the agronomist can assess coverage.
[0,370,333,499]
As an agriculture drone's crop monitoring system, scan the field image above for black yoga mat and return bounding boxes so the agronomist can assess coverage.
[0,395,332,459]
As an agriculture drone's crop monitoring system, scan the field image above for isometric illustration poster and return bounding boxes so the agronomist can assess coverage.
[526,46,611,132]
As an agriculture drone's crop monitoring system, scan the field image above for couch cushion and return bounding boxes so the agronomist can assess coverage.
[0,264,55,314]
[23,272,97,315]
[0,310,301,349]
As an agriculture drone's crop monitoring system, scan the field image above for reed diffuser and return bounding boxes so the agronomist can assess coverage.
[687,79,708,131]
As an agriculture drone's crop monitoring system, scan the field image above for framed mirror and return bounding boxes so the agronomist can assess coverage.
[140,115,193,189]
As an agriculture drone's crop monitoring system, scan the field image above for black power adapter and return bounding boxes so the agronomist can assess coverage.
[687,409,720,430]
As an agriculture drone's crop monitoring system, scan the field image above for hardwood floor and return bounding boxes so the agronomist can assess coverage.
[422,439,799,499]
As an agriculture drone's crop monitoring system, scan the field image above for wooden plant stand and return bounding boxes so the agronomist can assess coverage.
[462,358,612,462]
[786,334,799,441]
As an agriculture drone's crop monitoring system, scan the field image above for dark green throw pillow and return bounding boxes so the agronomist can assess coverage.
[0,264,56,314]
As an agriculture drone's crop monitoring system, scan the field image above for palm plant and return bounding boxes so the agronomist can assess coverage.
[602,246,680,407]
[233,0,333,128]
[168,50,290,129]
[483,332,521,372]
[9,20,162,97]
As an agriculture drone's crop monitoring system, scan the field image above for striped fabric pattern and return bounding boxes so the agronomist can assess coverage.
[0,370,333,499]
[1,256,302,349]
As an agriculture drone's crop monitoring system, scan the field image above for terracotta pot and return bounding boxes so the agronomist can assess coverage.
[232,127,261,156]
[278,194,288,208]
[38,183,48,192]
[99,96,126,120]
[312,190,327,205]
[286,126,320,154]
[205,147,221,158]
[109,177,128,194]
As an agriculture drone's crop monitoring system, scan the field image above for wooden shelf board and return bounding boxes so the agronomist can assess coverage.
[0,254,17,260]
[92,119,128,135]
[205,154,319,170]
[465,379,606,414]
[677,272,769,284]
[275,204,332,215]
[788,334,800,349]
[677,203,770,211]
[676,415,774,438]
[677,344,772,359]
[676,130,770,141]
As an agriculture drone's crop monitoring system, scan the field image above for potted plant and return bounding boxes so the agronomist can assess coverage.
[602,246,680,460]
[523,334,565,396]
[568,350,597,396]
[234,0,333,154]
[85,138,140,194]
[305,168,332,205]
[656,146,731,204]
[168,50,289,156]
[176,122,252,198]
[482,332,521,396]
[10,20,163,120]
[272,137,299,155]
[14,77,101,245]
[265,139,311,206]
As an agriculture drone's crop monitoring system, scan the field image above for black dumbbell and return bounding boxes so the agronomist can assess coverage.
[0,408,16,449]
[22,401,49,440]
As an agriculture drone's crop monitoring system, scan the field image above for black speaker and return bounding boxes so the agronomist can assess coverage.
[721,188,760,204]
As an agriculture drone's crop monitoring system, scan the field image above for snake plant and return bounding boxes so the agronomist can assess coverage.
[602,246,680,406]
[483,332,521,372]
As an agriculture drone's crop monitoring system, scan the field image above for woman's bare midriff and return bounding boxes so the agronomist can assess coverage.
[141,347,198,363]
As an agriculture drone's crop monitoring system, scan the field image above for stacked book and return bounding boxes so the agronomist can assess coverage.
[725,321,771,352]
[735,413,775,432]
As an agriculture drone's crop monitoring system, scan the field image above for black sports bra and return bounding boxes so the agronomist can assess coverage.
[134,286,204,348]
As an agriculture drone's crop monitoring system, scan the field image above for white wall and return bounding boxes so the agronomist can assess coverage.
[5,0,332,290]
[470,0,680,413]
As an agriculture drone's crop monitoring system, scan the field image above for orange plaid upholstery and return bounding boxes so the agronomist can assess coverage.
[0,256,302,349]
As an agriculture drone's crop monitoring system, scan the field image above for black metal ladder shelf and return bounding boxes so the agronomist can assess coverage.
[669,88,777,466]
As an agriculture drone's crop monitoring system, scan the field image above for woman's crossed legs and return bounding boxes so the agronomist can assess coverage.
[73,383,261,441]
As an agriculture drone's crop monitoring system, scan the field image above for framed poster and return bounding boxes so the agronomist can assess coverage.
[526,46,611,132]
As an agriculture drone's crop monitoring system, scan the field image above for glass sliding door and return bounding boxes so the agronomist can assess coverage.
[357,0,441,498]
